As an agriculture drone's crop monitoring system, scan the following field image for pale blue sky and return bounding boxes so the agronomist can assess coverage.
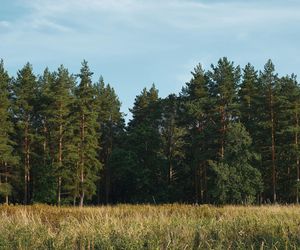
[1,0,300,120]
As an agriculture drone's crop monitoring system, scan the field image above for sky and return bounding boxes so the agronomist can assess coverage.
[1,0,300,121]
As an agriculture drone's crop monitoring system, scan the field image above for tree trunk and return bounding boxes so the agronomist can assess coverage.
[168,160,173,185]
[79,113,85,207]
[195,163,200,204]
[204,163,208,203]
[220,105,225,159]
[296,109,299,204]
[105,118,113,204]
[167,124,173,185]
[24,119,30,204]
[270,90,276,203]
[57,121,63,206]
[5,162,8,205]
[57,176,62,206]
[79,189,84,207]
[105,150,110,204]
[200,164,204,203]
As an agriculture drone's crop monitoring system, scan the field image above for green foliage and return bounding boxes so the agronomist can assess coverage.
[210,123,263,204]
[0,57,300,205]
[0,60,19,203]
[0,183,12,197]
[73,61,102,205]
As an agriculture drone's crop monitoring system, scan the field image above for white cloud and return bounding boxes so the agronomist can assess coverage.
[0,21,11,28]
[1,0,300,117]
[5,0,299,37]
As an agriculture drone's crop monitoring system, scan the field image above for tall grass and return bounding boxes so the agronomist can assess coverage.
[0,204,299,249]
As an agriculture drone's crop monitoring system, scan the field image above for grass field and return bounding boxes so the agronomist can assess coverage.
[0,204,299,249]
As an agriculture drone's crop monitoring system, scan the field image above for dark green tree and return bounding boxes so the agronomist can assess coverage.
[258,60,279,203]
[48,65,76,205]
[127,84,164,202]
[94,77,124,204]
[181,64,212,203]
[13,63,38,204]
[210,123,263,204]
[160,94,186,201]
[208,57,241,159]
[0,60,18,204]
[31,68,56,203]
[239,63,260,133]
[74,61,101,206]
[276,75,300,203]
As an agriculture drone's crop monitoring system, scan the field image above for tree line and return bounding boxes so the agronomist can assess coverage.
[0,57,299,205]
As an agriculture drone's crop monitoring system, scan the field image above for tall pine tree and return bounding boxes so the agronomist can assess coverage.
[74,61,101,206]
[0,60,18,204]
[13,63,38,204]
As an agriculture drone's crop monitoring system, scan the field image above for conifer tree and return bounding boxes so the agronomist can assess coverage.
[239,63,259,134]
[31,68,56,203]
[48,65,76,205]
[181,64,212,203]
[0,60,18,204]
[74,61,101,206]
[259,60,279,203]
[127,84,163,202]
[276,75,300,203]
[160,94,186,201]
[208,57,241,159]
[210,123,263,204]
[13,63,38,204]
[94,77,123,204]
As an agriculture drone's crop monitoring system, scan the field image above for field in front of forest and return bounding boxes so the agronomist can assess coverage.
[0,204,299,249]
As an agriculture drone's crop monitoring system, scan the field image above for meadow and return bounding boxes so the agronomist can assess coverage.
[0,204,299,249]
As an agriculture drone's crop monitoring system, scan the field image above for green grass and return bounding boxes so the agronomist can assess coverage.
[0,204,299,249]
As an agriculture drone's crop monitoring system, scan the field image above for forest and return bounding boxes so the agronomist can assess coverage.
[0,57,299,206]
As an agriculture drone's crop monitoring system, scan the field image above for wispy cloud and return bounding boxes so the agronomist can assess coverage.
[16,0,300,31]
[0,20,10,27]
[1,0,299,116]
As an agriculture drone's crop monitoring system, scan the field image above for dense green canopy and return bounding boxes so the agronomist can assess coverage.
[0,58,299,205]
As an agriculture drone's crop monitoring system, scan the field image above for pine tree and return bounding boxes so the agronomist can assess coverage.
[161,94,186,187]
[259,60,279,203]
[276,75,300,203]
[13,63,38,204]
[94,77,123,204]
[0,60,18,204]
[208,57,241,159]
[181,64,212,203]
[127,84,163,202]
[31,68,56,203]
[239,63,259,133]
[74,61,101,206]
[48,65,76,205]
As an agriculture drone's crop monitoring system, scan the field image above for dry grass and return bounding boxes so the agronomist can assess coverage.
[0,204,299,249]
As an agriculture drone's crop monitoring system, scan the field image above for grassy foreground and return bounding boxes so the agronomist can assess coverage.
[0,204,299,249]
